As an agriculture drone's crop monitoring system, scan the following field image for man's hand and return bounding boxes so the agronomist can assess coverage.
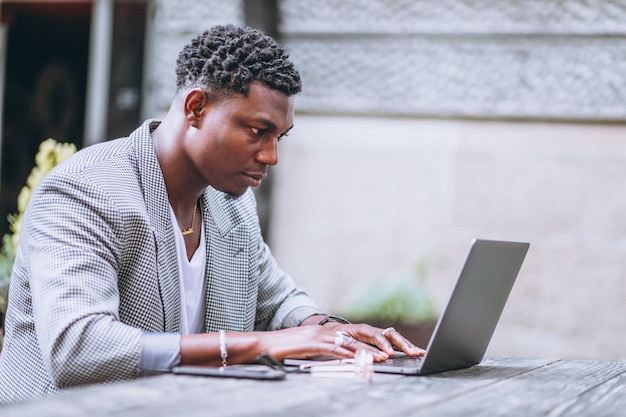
[298,315,425,361]
[180,322,426,368]
[321,323,426,361]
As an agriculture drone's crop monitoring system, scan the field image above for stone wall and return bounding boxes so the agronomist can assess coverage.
[280,0,626,121]
[141,0,244,118]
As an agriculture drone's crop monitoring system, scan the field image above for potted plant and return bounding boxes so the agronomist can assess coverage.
[0,138,76,352]
[342,258,438,348]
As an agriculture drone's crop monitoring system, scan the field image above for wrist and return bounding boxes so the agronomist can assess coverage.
[180,332,260,366]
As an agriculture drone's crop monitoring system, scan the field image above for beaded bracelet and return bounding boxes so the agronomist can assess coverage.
[219,330,228,368]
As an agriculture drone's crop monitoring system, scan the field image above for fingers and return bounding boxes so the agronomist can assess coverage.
[337,324,426,359]
[332,330,388,361]
[379,327,426,357]
[265,324,424,363]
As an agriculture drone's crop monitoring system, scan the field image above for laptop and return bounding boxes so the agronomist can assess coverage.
[372,238,529,375]
[286,238,529,375]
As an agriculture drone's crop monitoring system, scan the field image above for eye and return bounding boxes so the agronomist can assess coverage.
[278,131,290,142]
[250,127,264,136]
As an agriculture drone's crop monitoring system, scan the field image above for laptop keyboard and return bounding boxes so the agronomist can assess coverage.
[378,355,423,366]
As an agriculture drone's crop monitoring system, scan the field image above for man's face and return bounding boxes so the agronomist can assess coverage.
[186,82,294,196]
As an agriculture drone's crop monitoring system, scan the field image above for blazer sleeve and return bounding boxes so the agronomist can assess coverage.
[234,190,320,331]
[26,170,144,388]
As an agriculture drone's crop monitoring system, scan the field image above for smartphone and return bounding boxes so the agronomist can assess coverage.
[172,364,286,380]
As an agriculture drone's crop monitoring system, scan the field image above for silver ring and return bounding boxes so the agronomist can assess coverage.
[334,330,354,347]
[382,327,396,336]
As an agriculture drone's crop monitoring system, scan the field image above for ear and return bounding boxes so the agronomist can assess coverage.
[184,89,208,127]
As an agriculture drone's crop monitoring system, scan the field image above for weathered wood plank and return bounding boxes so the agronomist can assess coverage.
[1,373,329,417]
[2,357,610,417]
[548,370,626,417]
[2,370,398,417]
[418,359,626,417]
[267,356,556,417]
[3,357,550,416]
[257,357,552,417]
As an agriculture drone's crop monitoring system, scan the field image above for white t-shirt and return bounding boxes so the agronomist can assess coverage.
[138,204,206,373]
[169,204,207,335]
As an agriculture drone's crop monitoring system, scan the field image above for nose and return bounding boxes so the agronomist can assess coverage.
[256,137,279,166]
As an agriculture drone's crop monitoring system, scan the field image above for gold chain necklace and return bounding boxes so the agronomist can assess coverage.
[181,201,198,236]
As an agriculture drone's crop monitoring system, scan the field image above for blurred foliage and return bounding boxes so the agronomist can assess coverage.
[346,257,438,325]
[0,138,76,351]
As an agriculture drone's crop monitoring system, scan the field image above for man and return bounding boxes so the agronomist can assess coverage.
[0,25,422,402]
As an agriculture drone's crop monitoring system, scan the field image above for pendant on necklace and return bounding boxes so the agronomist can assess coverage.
[181,201,198,236]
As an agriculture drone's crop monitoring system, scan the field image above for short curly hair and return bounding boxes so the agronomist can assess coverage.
[175,24,302,99]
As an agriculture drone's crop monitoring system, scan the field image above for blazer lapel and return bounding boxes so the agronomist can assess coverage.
[132,121,180,332]
[202,187,251,332]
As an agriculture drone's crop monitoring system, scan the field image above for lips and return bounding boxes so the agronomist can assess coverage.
[243,171,267,187]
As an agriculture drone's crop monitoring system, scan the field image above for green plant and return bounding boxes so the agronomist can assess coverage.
[346,257,438,325]
[0,138,76,351]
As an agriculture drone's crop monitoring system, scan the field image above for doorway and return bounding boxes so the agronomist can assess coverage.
[0,2,91,236]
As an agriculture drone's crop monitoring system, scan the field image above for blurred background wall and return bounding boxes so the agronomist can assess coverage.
[270,0,626,361]
[0,0,624,361]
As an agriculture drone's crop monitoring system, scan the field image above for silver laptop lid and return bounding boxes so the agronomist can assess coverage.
[419,239,529,375]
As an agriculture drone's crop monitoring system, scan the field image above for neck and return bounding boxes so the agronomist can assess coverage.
[151,119,204,206]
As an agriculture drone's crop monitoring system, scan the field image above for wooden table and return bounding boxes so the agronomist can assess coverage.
[2,357,625,416]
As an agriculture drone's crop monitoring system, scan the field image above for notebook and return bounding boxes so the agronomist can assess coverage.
[286,238,529,375]
[371,238,529,375]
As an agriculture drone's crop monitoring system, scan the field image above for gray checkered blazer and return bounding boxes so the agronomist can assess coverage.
[0,120,318,403]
